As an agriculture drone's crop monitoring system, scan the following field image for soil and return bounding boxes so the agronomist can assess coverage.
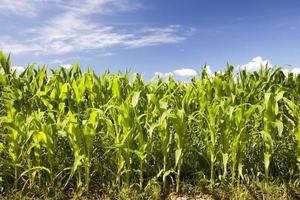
[168,192,212,200]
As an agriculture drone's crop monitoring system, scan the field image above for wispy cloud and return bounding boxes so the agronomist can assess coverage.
[0,0,193,56]
[58,0,142,15]
[31,12,130,54]
[0,0,38,17]
[124,26,185,48]
[0,0,62,17]
[99,52,115,57]
[0,0,140,17]
[1,12,188,55]
[0,37,42,54]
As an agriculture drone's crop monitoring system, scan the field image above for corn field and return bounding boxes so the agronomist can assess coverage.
[0,52,300,198]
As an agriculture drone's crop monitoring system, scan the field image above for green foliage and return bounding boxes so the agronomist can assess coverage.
[0,51,299,198]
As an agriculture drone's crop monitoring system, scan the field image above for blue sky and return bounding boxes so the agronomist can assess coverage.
[1,0,300,80]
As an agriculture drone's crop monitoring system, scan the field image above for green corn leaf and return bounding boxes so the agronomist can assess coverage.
[175,148,182,167]
[274,120,283,137]
[131,91,140,107]
[0,142,3,153]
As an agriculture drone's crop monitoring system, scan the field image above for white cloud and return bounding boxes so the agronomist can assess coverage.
[0,0,63,17]
[124,26,185,48]
[1,12,187,55]
[154,72,173,79]
[99,52,115,57]
[238,56,300,78]
[11,66,26,75]
[60,64,72,69]
[239,56,272,72]
[0,0,139,17]
[154,67,198,80]
[0,1,192,56]
[0,37,42,54]
[173,68,198,77]
[40,15,185,53]
[164,72,174,77]
[154,58,300,81]
[204,65,214,77]
[59,0,141,15]
[28,12,131,54]
[0,0,37,17]
[154,72,163,78]
[292,68,300,75]
[282,67,300,77]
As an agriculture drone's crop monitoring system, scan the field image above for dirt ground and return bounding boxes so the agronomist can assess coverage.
[168,192,212,200]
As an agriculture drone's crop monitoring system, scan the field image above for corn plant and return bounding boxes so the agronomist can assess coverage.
[0,51,299,198]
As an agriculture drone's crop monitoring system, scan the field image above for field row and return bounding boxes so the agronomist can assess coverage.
[0,52,299,198]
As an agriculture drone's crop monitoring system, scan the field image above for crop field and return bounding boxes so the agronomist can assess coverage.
[0,52,300,199]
